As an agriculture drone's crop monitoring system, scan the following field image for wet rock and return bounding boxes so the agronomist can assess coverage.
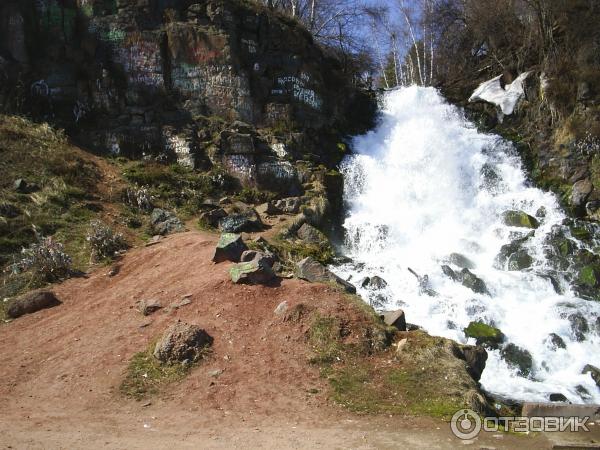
[581,364,600,388]
[537,272,563,294]
[568,313,589,342]
[382,309,406,331]
[219,209,262,233]
[295,257,356,294]
[507,250,533,271]
[212,233,248,263]
[296,223,328,246]
[6,291,61,318]
[447,253,475,269]
[502,210,539,229]
[361,276,388,290]
[464,321,505,348]
[408,268,438,296]
[153,322,213,365]
[546,333,567,350]
[549,393,569,402]
[460,269,490,295]
[500,343,533,377]
[441,265,459,281]
[575,384,591,399]
[199,208,227,228]
[229,258,276,285]
[150,208,184,235]
[570,179,593,207]
[577,265,600,288]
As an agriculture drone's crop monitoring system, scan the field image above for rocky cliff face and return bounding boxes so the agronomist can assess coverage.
[0,0,375,196]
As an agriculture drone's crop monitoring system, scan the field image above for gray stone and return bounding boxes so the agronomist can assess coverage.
[460,269,490,295]
[295,257,356,294]
[571,179,593,207]
[6,291,61,318]
[219,209,262,233]
[273,197,302,214]
[507,250,533,271]
[229,258,276,285]
[460,345,488,382]
[212,233,248,263]
[138,300,162,316]
[568,312,589,342]
[549,393,568,402]
[547,333,567,350]
[362,276,388,290]
[296,223,328,246]
[274,301,289,316]
[581,364,600,388]
[199,208,227,227]
[382,309,406,331]
[150,209,184,235]
[447,253,475,269]
[500,343,533,377]
[522,402,600,420]
[153,322,213,365]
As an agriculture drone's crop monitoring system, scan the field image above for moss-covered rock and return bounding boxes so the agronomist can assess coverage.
[507,250,533,271]
[464,321,505,348]
[502,210,540,229]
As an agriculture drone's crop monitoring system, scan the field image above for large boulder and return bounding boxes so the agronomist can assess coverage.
[219,209,262,233]
[150,208,184,235]
[502,210,540,229]
[199,208,227,228]
[153,322,213,365]
[273,197,302,214]
[6,291,61,318]
[212,233,248,263]
[229,254,276,285]
[464,321,505,349]
[295,257,356,293]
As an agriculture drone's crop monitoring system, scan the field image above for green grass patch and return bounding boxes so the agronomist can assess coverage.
[120,344,194,400]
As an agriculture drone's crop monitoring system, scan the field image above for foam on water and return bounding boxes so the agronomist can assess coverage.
[332,86,600,403]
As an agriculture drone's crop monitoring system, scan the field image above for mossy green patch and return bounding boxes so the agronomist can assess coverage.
[464,321,505,346]
[120,344,193,400]
[502,210,539,229]
[578,265,599,287]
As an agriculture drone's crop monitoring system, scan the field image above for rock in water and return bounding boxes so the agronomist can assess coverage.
[153,322,213,365]
[581,364,600,388]
[546,333,566,350]
[212,233,248,263]
[295,257,356,294]
[7,291,61,318]
[382,309,406,331]
[500,343,534,377]
[361,276,388,290]
[447,253,476,269]
[502,210,540,229]
[549,393,568,402]
[460,269,490,295]
[464,321,505,349]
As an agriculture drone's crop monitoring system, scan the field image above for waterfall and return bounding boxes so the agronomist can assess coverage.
[332,86,600,404]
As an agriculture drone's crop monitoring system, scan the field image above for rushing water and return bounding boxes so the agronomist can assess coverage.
[332,86,600,404]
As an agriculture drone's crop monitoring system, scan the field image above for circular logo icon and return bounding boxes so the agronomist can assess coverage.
[450,408,481,440]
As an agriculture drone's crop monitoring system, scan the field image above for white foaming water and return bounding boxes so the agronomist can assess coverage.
[333,86,600,403]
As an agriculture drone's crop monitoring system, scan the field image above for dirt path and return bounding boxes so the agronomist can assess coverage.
[0,232,553,449]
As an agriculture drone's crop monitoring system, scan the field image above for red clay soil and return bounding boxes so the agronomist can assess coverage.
[0,231,552,449]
